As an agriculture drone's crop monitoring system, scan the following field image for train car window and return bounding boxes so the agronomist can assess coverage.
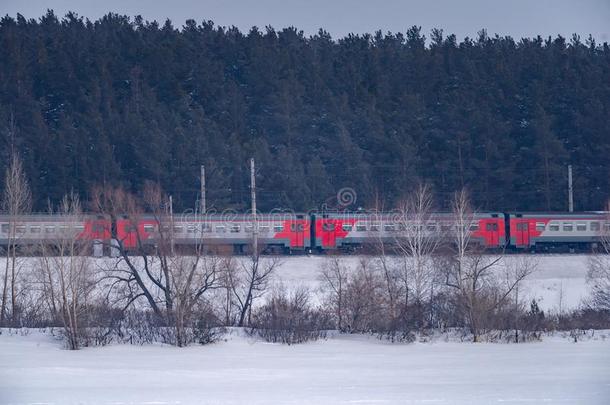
[485,223,498,231]
[369,224,379,232]
[426,224,437,232]
[30,226,41,233]
[322,223,336,231]
[356,224,366,232]
[536,222,545,231]
[187,225,197,233]
[516,223,528,231]
[590,222,600,231]
[144,225,155,233]
[59,226,68,233]
[273,224,283,232]
[441,224,451,232]
[469,224,479,231]
[173,226,183,233]
[45,226,55,233]
[576,223,587,232]
[562,223,573,231]
[342,224,353,231]
[384,224,396,232]
[202,224,212,233]
[1,224,8,233]
[215,225,225,233]
[16,225,26,233]
[260,226,270,233]
[74,225,85,233]
[604,223,610,232]
[549,224,559,231]
[230,225,240,233]
[290,223,304,232]
[245,225,253,233]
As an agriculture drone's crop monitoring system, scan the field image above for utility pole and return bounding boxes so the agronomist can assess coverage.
[568,165,574,212]
[169,195,175,256]
[250,158,258,256]
[200,164,206,216]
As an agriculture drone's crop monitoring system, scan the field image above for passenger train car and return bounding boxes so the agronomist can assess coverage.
[119,214,310,253]
[508,212,609,250]
[312,212,506,250]
[0,211,608,254]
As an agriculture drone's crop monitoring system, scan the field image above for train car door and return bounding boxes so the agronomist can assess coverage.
[315,219,337,249]
[484,220,501,247]
[117,219,138,249]
[290,221,306,248]
[515,220,530,248]
[322,220,337,248]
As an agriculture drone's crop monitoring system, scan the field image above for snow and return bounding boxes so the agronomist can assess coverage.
[520,255,591,313]
[0,254,607,404]
[270,254,593,312]
[1,329,609,404]
[0,254,595,314]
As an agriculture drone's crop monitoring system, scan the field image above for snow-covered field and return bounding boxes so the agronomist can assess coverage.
[0,254,605,404]
[1,328,609,405]
[0,253,594,313]
[271,254,592,312]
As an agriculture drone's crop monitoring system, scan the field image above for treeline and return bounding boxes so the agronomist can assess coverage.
[0,11,609,212]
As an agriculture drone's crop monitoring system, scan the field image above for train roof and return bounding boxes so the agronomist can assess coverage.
[508,211,608,218]
[314,212,503,219]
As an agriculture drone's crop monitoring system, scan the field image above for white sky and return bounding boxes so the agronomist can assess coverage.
[2,0,609,42]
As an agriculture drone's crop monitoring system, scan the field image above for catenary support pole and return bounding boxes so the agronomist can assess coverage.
[200,164,206,215]
[169,195,175,256]
[568,165,574,212]
[250,158,257,256]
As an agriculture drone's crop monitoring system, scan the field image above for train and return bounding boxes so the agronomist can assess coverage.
[1,211,609,255]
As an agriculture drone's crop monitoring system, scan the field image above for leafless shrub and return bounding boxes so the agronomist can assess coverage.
[250,287,329,344]
[341,258,386,333]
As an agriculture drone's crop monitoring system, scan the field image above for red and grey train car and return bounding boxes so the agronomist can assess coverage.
[0,213,311,254]
[312,212,506,250]
[116,213,311,253]
[1,211,608,253]
[508,212,608,250]
[0,214,110,245]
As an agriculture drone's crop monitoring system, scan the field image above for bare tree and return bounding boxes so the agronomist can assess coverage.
[319,256,350,331]
[94,183,220,346]
[587,206,610,310]
[342,257,385,333]
[502,255,539,342]
[394,184,441,305]
[219,256,237,325]
[444,189,533,342]
[1,152,31,326]
[37,193,95,349]
[225,253,281,327]
[167,254,220,346]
